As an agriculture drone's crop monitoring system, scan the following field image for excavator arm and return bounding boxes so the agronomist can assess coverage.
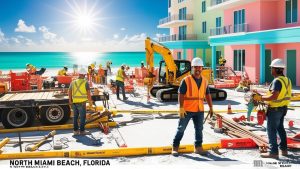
[144,37,177,87]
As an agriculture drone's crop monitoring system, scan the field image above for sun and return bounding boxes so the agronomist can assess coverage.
[65,0,103,35]
[75,13,96,33]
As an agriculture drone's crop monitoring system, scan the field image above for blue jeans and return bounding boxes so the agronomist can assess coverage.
[266,106,287,154]
[116,80,126,99]
[72,103,87,131]
[173,112,204,148]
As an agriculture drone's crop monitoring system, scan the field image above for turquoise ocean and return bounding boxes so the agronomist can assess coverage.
[0,52,162,70]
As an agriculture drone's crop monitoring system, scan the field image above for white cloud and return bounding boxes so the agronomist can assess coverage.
[10,37,20,44]
[39,26,57,40]
[120,28,126,31]
[128,33,146,42]
[0,29,6,43]
[113,34,119,39]
[38,26,65,44]
[15,19,36,33]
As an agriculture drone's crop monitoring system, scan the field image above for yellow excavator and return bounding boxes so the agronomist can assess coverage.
[144,37,227,102]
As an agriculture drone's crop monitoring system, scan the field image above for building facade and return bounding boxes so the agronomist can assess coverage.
[209,0,300,86]
[159,0,300,86]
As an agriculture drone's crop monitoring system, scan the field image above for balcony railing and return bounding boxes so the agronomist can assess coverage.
[211,0,231,6]
[159,14,194,25]
[158,34,198,42]
[210,23,248,36]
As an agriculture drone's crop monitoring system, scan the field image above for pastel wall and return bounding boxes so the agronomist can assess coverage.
[277,0,300,28]
[224,1,262,32]
[224,45,260,83]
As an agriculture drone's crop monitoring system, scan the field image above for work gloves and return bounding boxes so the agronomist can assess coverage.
[179,107,187,118]
[252,93,262,102]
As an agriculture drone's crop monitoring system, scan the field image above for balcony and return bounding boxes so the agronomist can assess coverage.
[210,23,249,36]
[208,0,256,11]
[158,34,198,42]
[158,14,194,28]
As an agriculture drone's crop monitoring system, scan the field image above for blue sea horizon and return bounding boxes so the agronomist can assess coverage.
[0,52,162,70]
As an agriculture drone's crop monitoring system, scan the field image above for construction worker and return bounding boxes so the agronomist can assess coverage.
[219,56,226,66]
[252,58,292,159]
[106,61,112,75]
[141,61,145,69]
[172,57,214,156]
[115,64,129,100]
[26,63,37,75]
[98,64,105,84]
[57,66,68,76]
[68,68,93,136]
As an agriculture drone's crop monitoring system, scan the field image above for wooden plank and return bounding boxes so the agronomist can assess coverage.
[47,91,55,100]
[35,92,44,100]
[40,92,48,100]
[11,93,26,100]
[0,94,14,101]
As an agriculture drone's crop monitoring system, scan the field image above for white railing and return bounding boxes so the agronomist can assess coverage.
[159,14,194,25]
[158,34,198,42]
[210,23,248,36]
[211,0,231,6]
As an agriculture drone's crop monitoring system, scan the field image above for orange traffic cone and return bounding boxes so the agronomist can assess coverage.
[227,103,233,114]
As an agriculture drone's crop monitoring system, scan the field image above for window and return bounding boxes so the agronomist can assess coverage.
[216,17,222,35]
[179,7,187,20]
[202,21,207,33]
[168,0,171,8]
[286,0,298,23]
[234,49,245,71]
[202,1,206,13]
[177,52,182,60]
[234,9,245,32]
[179,25,187,40]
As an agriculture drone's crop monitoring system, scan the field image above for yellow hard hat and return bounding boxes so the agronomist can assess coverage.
[91,63,95,69]
[99,64,102,68]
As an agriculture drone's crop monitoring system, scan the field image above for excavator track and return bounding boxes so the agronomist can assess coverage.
[150,85,171,97]
[154,86,227,102]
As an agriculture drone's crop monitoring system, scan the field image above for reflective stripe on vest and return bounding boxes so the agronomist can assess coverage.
[72,79,88,103]
[183,75,207,112]
[116,68,124,82]
[267,76,292,108]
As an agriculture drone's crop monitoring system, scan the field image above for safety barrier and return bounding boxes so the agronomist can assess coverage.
[221,138,257,149]
[0,143,221,159]
[112,109,256,114]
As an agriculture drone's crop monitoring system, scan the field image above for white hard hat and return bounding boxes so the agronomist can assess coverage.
[270,59,285,68]
[191,58,204,67]
[78,68,86,75]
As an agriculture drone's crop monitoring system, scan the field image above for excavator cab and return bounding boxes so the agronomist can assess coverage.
[158,60,191,84]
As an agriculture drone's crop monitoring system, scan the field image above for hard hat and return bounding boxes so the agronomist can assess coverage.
[26,63,30,67]
[64,66,68,70]
[191,58,204,67]
[90,63,95,69]
[78,68,86,75]
[269,59,285,68]
[99,64,102,68]
[121,64,126,67]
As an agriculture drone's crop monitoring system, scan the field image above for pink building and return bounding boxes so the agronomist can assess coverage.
[209,0,300,86]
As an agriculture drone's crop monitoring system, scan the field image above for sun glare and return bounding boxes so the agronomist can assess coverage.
[65,0,103,35]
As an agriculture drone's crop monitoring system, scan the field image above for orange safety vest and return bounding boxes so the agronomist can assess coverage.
[98,68,105,77]
[183,75,208,112]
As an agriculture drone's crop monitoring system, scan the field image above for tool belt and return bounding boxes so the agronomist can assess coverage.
[267,106,288,116]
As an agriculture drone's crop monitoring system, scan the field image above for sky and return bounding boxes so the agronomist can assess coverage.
[0,0,169,52]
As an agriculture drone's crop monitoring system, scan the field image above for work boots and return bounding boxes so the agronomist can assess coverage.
[171,147,179,156]
[280,150,288,156]
[195,146,208,156]
[260,152,279,159]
